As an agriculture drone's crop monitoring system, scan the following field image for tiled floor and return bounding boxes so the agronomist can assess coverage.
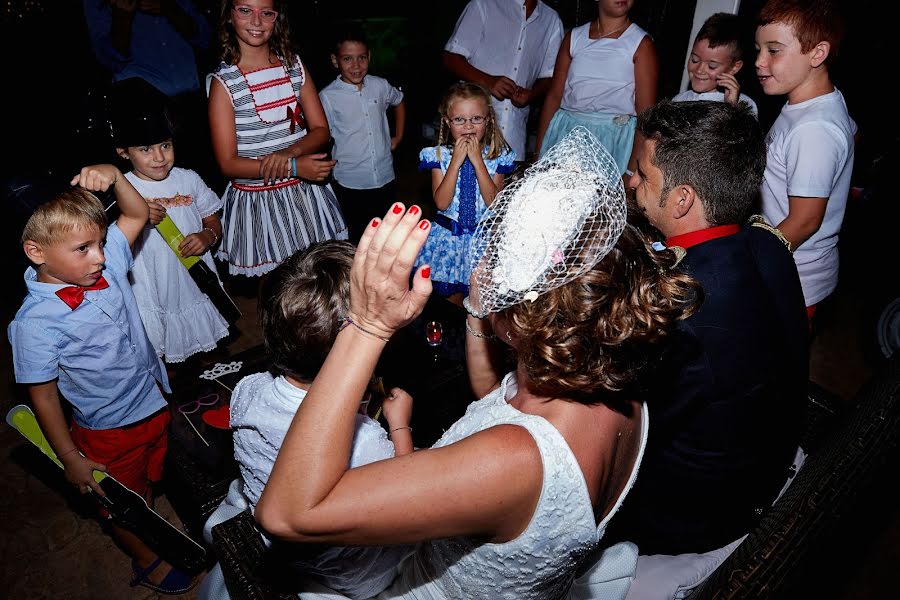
[1,143,896,598]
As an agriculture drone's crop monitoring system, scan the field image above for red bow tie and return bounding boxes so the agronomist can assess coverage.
[55,276,109,310]
[287,104,306,135]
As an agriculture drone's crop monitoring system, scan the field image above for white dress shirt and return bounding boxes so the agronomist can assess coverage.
[319,74,404,189]
[445,0,563,157]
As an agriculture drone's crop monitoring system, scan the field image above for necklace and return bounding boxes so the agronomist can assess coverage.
[595,18,629,40]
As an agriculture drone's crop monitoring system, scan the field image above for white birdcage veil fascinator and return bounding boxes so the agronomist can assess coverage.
[467,126,627,316]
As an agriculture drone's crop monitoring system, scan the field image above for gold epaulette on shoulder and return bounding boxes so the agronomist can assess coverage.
[668,245,687,266]
[748,214,792,252]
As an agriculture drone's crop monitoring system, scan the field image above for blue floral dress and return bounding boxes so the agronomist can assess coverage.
[416,145,516,296]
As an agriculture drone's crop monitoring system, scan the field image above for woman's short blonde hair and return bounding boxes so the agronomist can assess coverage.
[21,188,108,246]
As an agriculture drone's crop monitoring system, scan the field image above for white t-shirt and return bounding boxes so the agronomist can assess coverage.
[319,74,404,189]
[444,0,563,157]
[230,371,404,598]
[671,88,758,116]
[761,88,856,306]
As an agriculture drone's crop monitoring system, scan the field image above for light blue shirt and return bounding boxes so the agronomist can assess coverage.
[83,0,211,96]
[319,74,404,189]
[9,224,170,430]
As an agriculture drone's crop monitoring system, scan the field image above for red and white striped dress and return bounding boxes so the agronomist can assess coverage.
[209,56,347,277]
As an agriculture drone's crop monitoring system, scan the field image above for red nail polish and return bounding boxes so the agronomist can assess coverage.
[408,205,420,215]
[421,266,431,278]
[371,219,379,227]
[392,203,403,214]
[418,220,430,230]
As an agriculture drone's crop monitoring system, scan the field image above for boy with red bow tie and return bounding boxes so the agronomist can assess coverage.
[8,165,194,594]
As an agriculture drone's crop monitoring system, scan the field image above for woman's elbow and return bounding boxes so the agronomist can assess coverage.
[255,500,307,541]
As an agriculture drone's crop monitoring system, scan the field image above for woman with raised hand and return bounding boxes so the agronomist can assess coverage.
[255,127,700,599]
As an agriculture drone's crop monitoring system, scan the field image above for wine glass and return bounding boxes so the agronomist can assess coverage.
[425,321,443,347]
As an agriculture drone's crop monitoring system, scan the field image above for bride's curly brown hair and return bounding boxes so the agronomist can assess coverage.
[503,223,701,403]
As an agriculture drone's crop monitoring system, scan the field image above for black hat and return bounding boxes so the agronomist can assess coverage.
[108,78,175,148]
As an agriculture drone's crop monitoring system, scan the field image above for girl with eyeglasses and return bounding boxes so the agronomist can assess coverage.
[414,82,515,304]
[207,0,347,279]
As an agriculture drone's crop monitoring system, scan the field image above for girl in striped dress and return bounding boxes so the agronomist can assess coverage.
[208,0,347,277]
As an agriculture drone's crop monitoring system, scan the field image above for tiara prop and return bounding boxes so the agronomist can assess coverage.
[199,361,243,392]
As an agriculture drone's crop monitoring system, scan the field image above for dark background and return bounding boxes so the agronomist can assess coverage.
[2,0,894,356]
[1,0,889,185]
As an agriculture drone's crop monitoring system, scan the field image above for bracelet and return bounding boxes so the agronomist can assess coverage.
[462,296,488,319]
[203,227,218,246]
[58,447,79,458]
[389,426,412,436]
[465,319,496,340]
[339,315,391,343]
[290,157,297,178]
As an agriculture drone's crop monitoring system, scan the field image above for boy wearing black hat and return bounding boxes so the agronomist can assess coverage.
[8,165,195,594]
[110,77,230,365]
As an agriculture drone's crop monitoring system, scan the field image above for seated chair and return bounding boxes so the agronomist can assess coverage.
[197,479,297,600]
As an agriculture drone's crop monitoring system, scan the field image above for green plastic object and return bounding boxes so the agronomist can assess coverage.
[155,215,201,269]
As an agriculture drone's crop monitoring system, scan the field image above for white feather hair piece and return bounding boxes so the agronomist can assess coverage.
[468,126,627,315]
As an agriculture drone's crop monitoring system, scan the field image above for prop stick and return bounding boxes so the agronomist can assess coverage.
[180,412,209,447]
[156,215,242,324]
[371,376,386,421]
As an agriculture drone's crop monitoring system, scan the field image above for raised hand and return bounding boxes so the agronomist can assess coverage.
[450,135,471,167]
[348,203,432,340]
[464,135,483,162]
[716,72,742,106]
[70,164,122,193]
[382,387,414,430]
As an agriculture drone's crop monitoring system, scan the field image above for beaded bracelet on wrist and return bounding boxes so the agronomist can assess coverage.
[462,296,488,319]
[465,320,497,340]
[339,315,391,342]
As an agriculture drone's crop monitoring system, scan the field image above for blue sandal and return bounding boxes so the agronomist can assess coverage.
[129,558,196,595]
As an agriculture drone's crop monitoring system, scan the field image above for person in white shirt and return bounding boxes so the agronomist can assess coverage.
[672,12,759,117]
[320,26,406,243]
[756,0,856,321]
[229,241,415,599]
[535,0,658,177]
[442,0,563,160]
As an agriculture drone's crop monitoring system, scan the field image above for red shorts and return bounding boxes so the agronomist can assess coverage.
[806,304,817,331]
[70,408,171,505]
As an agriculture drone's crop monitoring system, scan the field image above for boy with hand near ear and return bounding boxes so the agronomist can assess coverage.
[755,0,856,319]
[8,166,194,594]
[673,12,758,116]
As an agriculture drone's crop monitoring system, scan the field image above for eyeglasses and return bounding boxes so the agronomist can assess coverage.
[178,393,220,416]
[232,5,279,23]
[448,115,487,126]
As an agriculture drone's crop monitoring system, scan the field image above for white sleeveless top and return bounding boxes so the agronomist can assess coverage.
[208,56,306,186]
[561,22,649,116]
[369,372,649,600]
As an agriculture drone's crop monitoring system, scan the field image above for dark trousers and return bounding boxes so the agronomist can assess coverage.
[332,180,398,244]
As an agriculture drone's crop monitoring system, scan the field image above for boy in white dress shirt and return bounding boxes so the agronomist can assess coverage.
[319,26,405,243]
